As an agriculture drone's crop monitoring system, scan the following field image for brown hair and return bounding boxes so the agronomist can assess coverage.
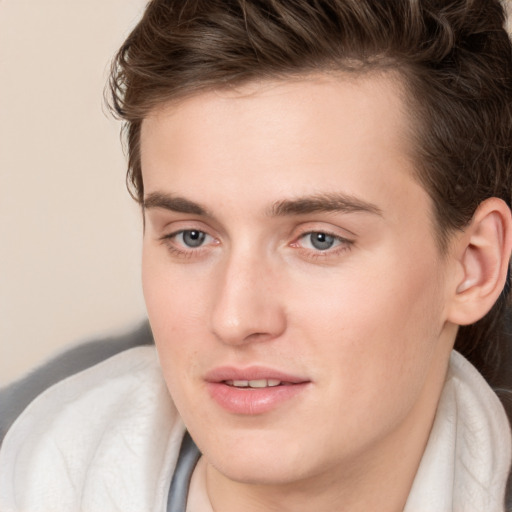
[108,0,512,387]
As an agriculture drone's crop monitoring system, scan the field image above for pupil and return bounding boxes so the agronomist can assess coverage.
[311,232,334,250]
[183,230,205,247]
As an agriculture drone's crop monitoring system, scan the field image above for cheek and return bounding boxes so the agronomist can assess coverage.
[141,248,208,391]
[290,251,446,398]
[142,242,208,331]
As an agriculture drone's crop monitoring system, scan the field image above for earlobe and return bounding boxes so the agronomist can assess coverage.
[447,198,512,326]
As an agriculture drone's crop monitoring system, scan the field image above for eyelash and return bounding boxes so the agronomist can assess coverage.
[292,230,354,259]
[160,229,354,260]
[160,230,217,259]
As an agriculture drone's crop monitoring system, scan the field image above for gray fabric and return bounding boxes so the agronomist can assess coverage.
[0,320,153,445]
[167,431,201,512]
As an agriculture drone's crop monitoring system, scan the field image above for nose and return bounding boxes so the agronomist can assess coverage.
[210,251,287,346]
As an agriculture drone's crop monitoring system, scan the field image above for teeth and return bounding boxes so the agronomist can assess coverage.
[226,379,282,388]
[248,379,269,388]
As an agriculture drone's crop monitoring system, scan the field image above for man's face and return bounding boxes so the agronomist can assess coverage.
[140,75,457,486]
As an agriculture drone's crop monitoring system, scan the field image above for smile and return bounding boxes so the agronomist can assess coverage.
[205,367,310,415]
[224,379,284,388]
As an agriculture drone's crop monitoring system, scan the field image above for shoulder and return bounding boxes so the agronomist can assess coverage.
[0,328,185,511]
[0,321,154,445]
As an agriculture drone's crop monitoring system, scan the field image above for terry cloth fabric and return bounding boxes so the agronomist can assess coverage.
[404,351,511,512]
[0,347,510,512]
[0,346,185,512]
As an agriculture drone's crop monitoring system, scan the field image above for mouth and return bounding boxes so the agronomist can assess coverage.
[205,366,308,384]
[205,367,310,415]
[223,379,293,388]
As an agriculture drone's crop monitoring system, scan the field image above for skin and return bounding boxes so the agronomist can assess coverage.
[140,74,463,512]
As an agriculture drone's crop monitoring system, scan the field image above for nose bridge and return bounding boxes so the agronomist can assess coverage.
[210,244,285,345]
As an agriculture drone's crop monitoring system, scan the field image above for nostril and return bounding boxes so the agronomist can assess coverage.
[245,332,272,342]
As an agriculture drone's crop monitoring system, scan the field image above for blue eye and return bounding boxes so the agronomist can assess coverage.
[179,230,207,248]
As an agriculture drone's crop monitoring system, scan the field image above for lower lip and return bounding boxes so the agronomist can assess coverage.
[206,382,309,415]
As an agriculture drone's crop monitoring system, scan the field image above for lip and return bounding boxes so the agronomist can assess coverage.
[205,366,311,415]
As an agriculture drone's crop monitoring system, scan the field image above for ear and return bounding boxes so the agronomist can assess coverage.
[446,197,512,326]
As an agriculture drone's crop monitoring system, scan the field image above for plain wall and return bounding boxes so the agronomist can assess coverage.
[0,0,149,385]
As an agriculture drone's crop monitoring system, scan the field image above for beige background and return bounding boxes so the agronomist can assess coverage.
[0,2,511,386]
[0,0,149,386]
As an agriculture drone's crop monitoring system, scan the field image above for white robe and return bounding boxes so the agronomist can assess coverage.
[0,347,510,512]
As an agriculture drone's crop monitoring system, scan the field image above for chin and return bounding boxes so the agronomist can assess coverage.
[211,456,310,486]
[194,427,320,485]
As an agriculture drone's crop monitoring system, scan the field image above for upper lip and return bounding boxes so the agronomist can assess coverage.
[204,366,310,384]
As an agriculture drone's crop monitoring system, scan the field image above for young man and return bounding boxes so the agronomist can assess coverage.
[1,1,511,511]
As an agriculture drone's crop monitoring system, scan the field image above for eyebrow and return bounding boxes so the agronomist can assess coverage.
[268,193,383,217]
[143,191,383,218]
[143,192,209,216]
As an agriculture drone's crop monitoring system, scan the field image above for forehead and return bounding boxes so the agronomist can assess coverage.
[139,73,433,232]
[141,72,412,160]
